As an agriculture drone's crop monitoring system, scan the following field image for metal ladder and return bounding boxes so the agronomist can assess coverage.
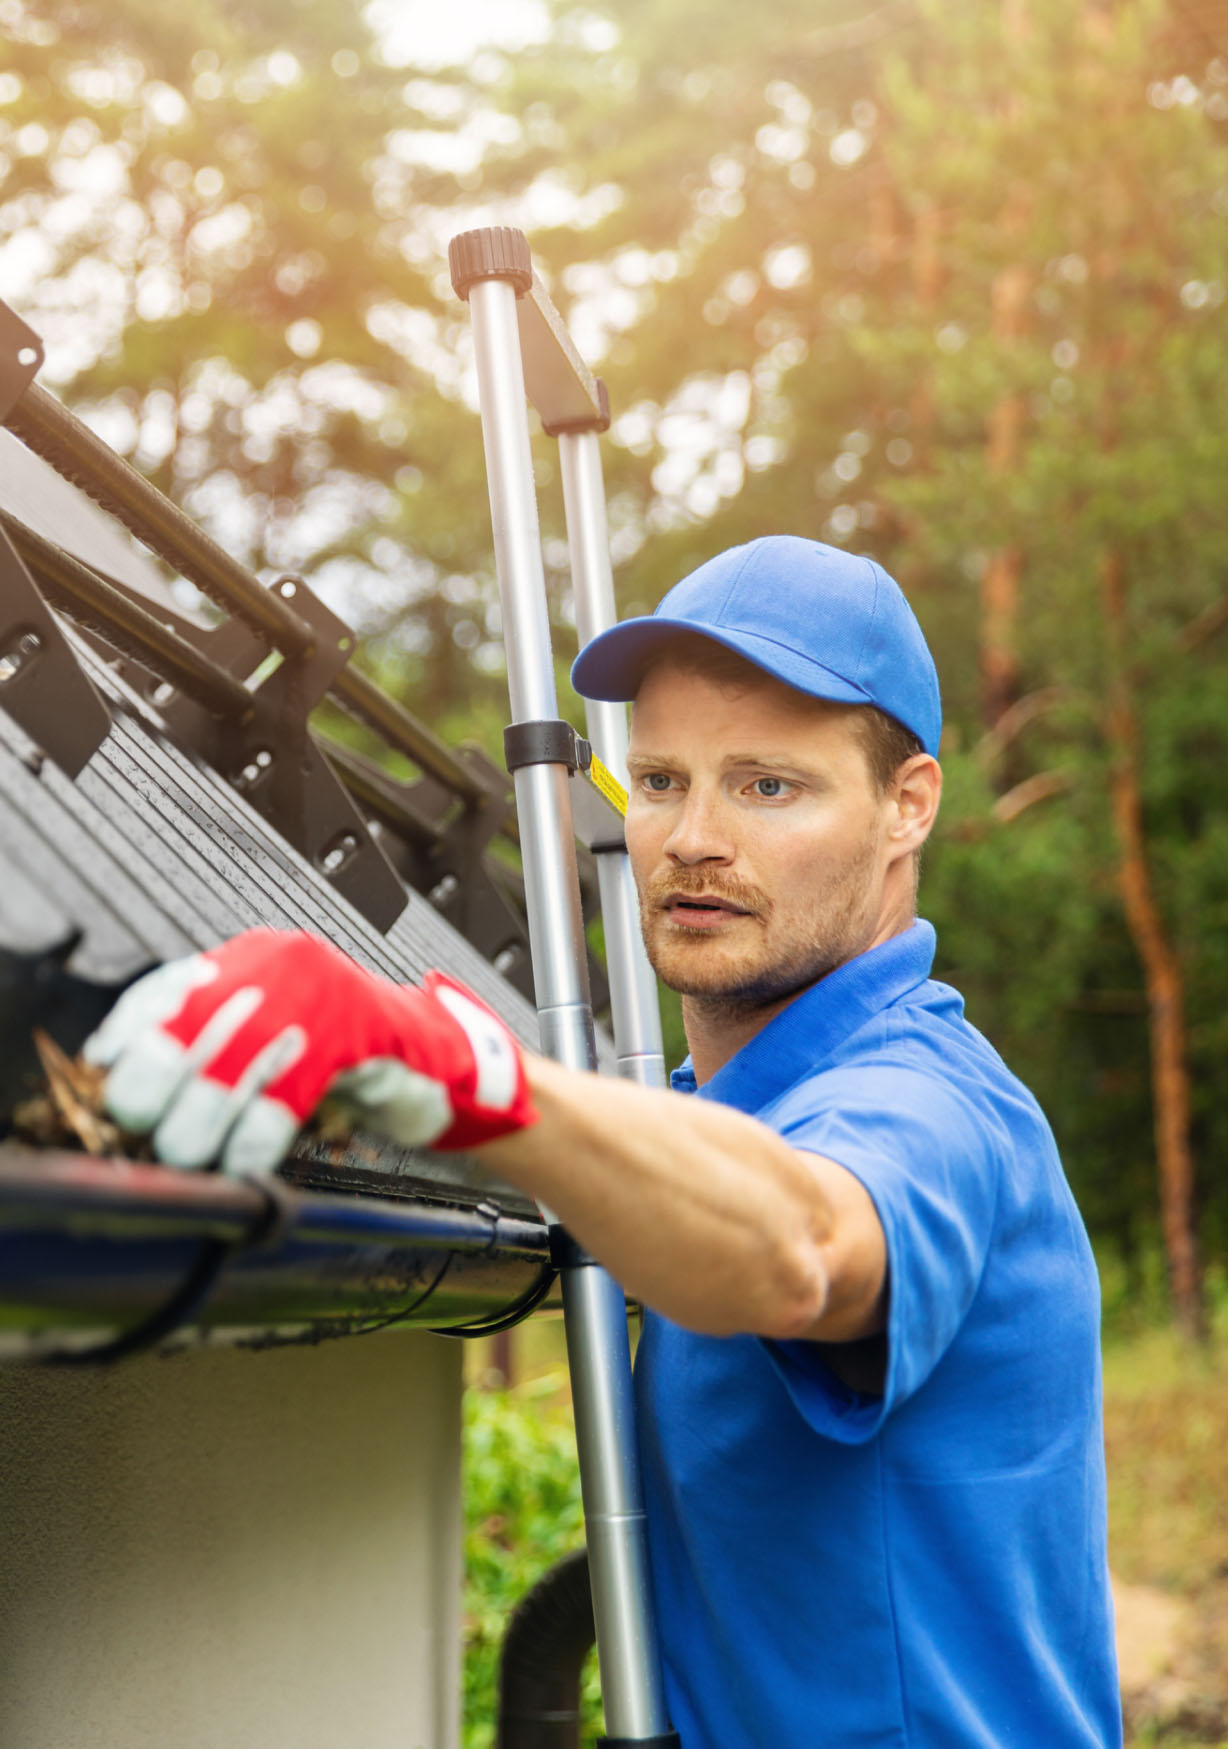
[449,226,678,1748]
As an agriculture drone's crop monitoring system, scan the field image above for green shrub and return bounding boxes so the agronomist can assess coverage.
[462,1373,603,1748]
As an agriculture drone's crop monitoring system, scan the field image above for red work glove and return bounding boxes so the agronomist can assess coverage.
[83,929,538,1174]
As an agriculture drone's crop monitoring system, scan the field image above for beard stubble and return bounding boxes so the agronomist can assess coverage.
[637,839,880,1024]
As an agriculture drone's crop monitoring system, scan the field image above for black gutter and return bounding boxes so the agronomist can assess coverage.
[0,1151,554,1357]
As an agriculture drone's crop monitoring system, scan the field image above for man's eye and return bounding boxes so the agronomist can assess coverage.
[644,773,674,792]
[753,776,788,798]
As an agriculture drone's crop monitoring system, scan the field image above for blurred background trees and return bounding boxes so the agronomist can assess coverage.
[2,0,1226,1330]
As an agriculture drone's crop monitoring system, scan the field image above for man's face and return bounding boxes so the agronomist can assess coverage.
[624,661,898,1016]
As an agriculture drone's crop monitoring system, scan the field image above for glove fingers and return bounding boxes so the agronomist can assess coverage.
[220,1097,302,1177]
[153,1023,307,1170]
[328,1057,454,1148]
[102,985,265,1134]
[87,936,536,1170]
[82,956,219,1070]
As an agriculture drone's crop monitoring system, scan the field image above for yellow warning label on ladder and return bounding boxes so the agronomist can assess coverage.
[587,754,627,818]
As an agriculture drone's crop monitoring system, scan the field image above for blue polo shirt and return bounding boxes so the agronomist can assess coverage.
[636,921,1120,1748]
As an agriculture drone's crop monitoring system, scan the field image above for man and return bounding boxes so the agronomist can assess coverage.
[87,536,1121,1747]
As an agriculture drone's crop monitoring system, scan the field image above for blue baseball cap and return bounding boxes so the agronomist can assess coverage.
[570,535,942,757]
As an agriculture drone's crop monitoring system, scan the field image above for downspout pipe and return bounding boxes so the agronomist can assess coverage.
[498,1548,596,1749]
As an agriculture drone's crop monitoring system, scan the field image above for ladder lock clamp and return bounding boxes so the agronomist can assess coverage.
[503,718,591,777]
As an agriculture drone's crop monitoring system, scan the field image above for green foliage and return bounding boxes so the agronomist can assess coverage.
[6,0,1228,1296]
[462,0,1228,1297]
[0,0,524,722]
[857,0,1228,1276]
[461,1375,601,1749]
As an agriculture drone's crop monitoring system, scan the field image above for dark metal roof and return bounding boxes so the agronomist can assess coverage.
[0,299,571,1354]
[0,627,544,1208]
[0,629,540,1016]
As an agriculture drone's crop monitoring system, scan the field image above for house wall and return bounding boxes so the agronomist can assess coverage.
[0,1331,463,1749]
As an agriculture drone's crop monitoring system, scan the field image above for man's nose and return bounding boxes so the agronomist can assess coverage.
[661,788,734,865]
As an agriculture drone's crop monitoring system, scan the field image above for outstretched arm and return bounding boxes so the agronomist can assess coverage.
[480,1053,885,1343]
[87,929,885,1344]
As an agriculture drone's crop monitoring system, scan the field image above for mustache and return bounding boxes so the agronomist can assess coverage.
[642,866,772,920]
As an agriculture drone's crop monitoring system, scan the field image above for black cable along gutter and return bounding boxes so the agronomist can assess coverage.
[41,1168,297,1367]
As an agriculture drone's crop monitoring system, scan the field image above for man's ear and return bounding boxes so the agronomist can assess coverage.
[889,755,942,856]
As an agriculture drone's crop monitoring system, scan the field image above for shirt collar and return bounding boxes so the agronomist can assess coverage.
[669,919,937,1111]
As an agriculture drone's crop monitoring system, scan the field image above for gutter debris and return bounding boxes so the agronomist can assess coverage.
[12,1029,141,1158]
[9,1025,363,1171]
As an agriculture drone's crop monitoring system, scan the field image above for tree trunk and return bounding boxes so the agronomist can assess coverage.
[490,1328,516,1388]
[908,200,941,461]
[980,248,1030,734]
[976,1,1034,734]
[980,545,1024,730]
[1100,549,1204,1340]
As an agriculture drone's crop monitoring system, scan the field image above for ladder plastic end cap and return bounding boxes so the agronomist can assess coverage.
[449,228,533,302]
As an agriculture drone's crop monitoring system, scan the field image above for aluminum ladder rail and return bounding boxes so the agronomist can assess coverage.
[449,227,677,1749]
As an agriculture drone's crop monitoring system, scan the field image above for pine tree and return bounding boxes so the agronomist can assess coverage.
[460,0,1228,1322]
[0,0,510,717]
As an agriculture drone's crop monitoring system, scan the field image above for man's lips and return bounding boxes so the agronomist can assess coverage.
[660,894,754,929]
